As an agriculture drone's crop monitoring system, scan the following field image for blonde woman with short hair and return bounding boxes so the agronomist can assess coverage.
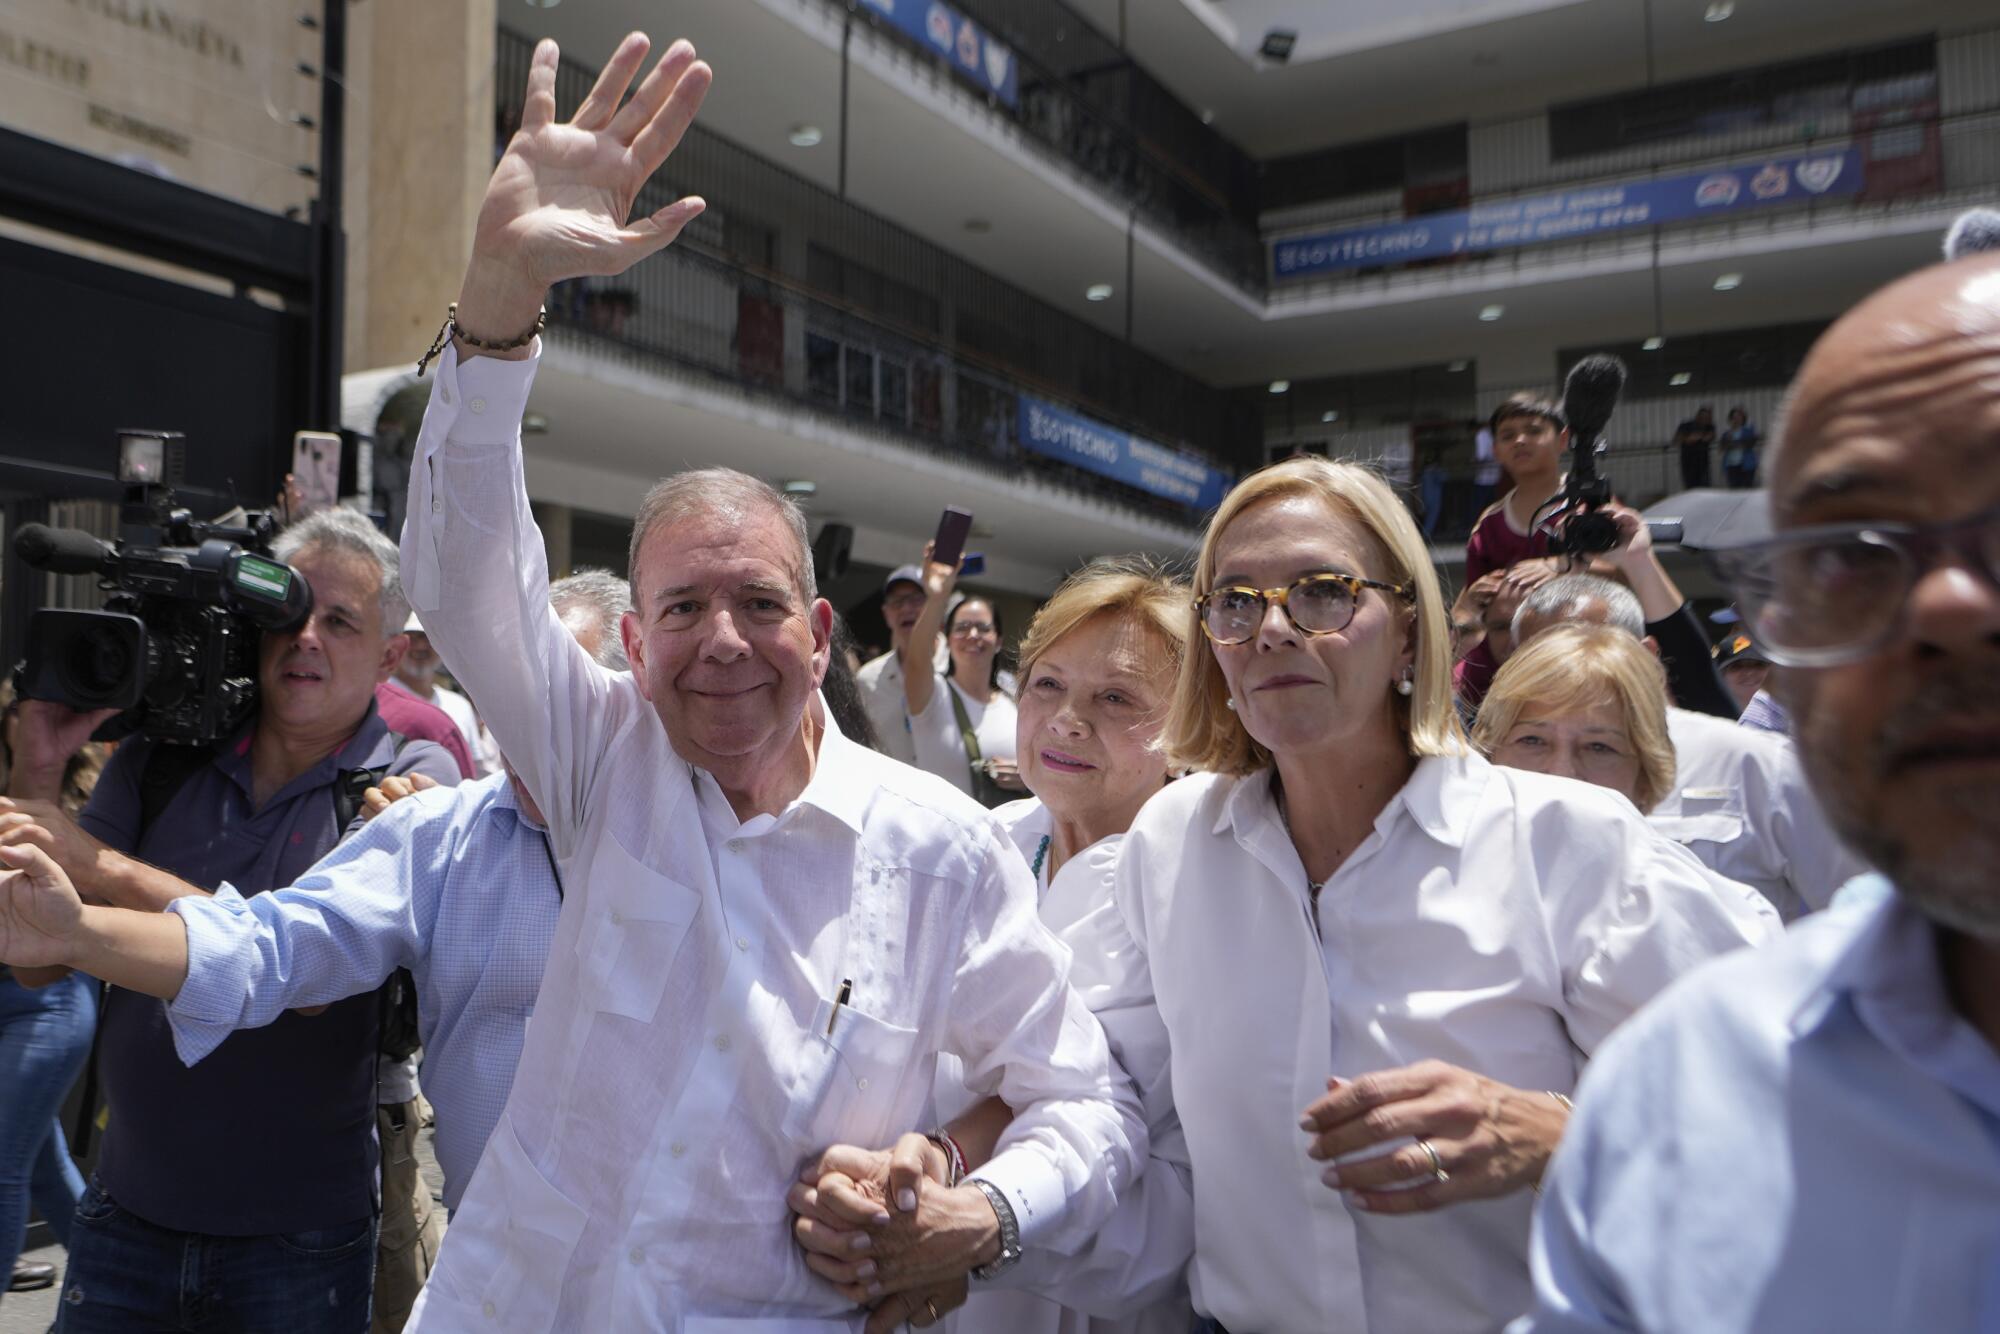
[1474,624,1677,813]
[787,558,1197,1334]
[1075,455,1777,1333]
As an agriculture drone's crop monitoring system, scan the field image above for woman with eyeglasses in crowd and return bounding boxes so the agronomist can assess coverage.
[1070,455,1778,1333]
[903,543,1023,806]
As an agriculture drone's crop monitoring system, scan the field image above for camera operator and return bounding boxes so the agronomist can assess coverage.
[1459,495,1737,721]
[0,506,460,1334]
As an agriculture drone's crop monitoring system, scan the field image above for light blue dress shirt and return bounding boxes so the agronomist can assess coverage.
[1516,876,2000,1333]
[165,772,561,1211]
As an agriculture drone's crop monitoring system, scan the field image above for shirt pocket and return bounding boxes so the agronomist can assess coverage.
[1649,786,1746,852]
[441,1120,587,1332]
[573,835,701,1023]
[783,997,922,1154]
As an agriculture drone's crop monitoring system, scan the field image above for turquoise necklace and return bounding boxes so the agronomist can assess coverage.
[1031,834,1051,885]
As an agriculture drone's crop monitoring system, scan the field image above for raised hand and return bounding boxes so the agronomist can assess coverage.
[456,32,713,345]
[0,842,85,969]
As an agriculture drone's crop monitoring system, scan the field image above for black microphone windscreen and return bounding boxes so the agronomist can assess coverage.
[14,523,114,575]
[1944,208,2000,261]
[1561,353,1628,446]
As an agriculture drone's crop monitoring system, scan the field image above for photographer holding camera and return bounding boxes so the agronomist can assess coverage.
[1,506,459,1334]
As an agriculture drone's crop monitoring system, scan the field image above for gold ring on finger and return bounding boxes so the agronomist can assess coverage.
[1418,1137,1450,1184]
[925,1298,941,1323]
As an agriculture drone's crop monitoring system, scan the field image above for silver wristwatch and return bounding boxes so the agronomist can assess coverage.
[966,1178,1022,1279]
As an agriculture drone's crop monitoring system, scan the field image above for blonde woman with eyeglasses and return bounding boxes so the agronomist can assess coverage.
[1068,456,1778,1334]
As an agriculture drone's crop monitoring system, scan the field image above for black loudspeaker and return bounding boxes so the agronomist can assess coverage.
[813,522,855,584]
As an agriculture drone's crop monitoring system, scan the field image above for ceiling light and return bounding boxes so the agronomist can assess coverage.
[787,124,823,148]
[1085,283,1114,302]
[1713,272,1742,291]
[1321,410,1339,423]
[1704,1,1733,21]
[521,412,551,435]
[1478,304,1504,321]
[1448,359,1470,372]
[1260,29,1297,62]
[962,218,992,234]
[781,479,818,498]
[1670,372,1693,386]
[1269,380,1291,394]
[524,0,561,7]
[1643,336,1666,351]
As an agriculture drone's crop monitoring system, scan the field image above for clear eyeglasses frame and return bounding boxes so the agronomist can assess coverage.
[1705,503,2000,667]
[1194,572,1414,646]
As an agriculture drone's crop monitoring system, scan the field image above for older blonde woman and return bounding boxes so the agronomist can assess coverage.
[1473,624,1677,813]
[1092,456,1776,1333]
[788,559,1195,1334]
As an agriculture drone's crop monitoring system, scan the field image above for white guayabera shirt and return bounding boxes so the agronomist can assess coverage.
[1086,755,1782,1334]
[399,344,1145,1333]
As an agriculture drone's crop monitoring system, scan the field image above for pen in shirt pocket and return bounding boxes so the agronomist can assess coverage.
[826,978,853,1037]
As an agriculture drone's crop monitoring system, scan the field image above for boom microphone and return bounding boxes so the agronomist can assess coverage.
[14,523,115,576]
[1560,353,1627,455]
[1943,207,2000,261]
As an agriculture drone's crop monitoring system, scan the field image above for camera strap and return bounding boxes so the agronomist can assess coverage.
[137,743,221,836]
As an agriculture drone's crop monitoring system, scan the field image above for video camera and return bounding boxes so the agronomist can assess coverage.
[1535,354,1684,557]
[14,430,312,745]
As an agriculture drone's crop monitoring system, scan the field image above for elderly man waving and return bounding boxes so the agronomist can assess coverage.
[391,33,1142,1333]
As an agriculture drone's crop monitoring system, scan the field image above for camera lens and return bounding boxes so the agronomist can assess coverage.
[1565,511,1621,556]
[64,623,137,704]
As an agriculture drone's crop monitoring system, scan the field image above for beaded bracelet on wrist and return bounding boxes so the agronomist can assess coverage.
[417,302,547,376]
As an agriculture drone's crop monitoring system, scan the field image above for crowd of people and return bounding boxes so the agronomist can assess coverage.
[1,30,1995,1334]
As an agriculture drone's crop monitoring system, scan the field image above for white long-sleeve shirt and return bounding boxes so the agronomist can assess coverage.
[398,344,1144,1332]
[1651,707,1865,920]
[1094,754,1781,1334]
[937,800,1194,1334]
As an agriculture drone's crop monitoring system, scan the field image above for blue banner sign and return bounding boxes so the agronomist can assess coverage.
[1018,396,1231,511]
[1272,146,1866,280]
[860,0,1019,109]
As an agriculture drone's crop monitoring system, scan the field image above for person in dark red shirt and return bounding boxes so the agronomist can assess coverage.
[1453,394,1571,705]
[374,681,475,780]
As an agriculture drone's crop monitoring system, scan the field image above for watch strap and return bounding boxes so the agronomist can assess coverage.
[967,1178,1022,1280]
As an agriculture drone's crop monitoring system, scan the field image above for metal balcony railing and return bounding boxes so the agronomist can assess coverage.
[818,0,1268,291]
[496,30,1242,530]
[1269,46,2000,294]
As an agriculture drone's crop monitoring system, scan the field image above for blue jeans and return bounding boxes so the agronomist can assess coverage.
[55,1182,375,1333]
[1,969,96,1274]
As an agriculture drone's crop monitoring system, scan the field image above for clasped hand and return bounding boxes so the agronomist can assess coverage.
[788,1134,995,1331]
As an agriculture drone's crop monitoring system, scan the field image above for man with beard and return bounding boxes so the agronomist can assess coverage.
[1513,254,2000,1331]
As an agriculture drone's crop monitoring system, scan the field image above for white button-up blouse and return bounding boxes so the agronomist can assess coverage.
[1083,753,1781,1334]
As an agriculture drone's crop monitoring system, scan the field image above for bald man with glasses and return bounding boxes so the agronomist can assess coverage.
[1514,254,2000,1333]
